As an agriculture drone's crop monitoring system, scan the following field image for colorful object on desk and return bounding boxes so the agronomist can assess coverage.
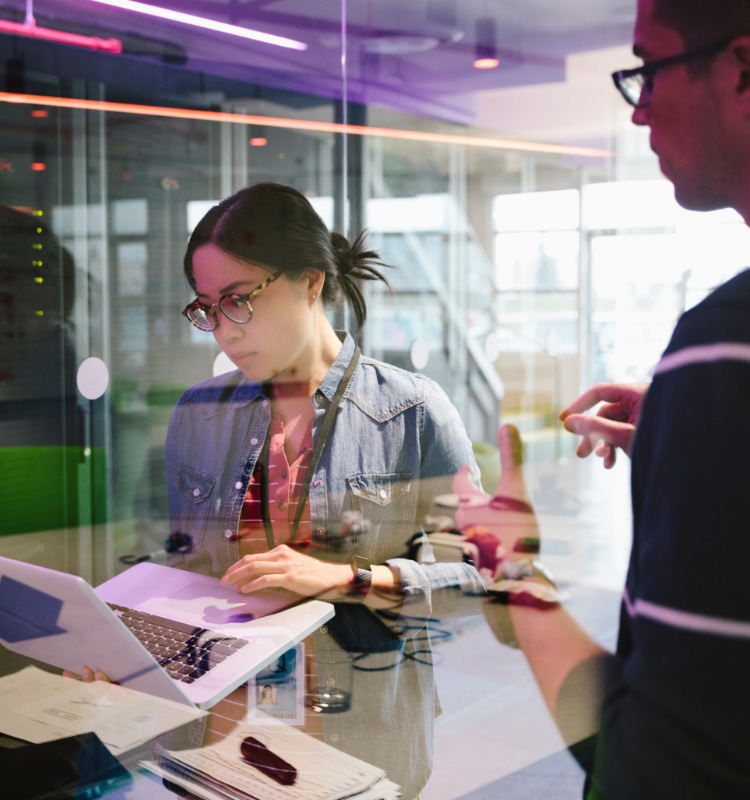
[488,494,535,514]
[487,557,568,607]
[461,525,506,582]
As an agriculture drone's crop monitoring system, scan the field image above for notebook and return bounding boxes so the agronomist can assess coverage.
[0,557,334,710]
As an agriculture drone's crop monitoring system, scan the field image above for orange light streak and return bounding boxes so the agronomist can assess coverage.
[0,92,613,159]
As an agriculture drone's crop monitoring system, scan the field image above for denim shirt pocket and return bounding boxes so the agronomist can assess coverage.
[346,472,415,558]
[172,466,216,549]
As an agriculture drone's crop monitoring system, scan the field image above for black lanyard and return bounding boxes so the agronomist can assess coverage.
[260,346,360,549]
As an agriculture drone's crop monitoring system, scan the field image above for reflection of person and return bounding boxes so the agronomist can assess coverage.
[458,2,750,797]
[258,684,276,705]
[165,182,485,798]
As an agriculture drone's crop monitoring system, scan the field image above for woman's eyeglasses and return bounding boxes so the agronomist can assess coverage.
[182,270,282,332]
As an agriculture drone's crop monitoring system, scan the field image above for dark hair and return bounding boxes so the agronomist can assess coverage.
[653,0,750,50]
[184,182,391,330]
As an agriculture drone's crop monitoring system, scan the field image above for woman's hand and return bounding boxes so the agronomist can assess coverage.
[220,545,353,600]
[62,667,111,682]
[559,382,648,468]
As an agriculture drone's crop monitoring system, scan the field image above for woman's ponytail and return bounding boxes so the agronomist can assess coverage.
[328,231,391,329]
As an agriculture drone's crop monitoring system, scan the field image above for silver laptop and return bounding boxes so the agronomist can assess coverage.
[0,557,334,709]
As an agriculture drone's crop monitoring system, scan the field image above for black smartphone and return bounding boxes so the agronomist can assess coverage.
[2,731,131,800]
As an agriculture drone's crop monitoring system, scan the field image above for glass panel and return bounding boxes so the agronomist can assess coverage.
[1,4,736,798]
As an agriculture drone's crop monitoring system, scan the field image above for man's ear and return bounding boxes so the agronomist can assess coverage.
[727,37,750,106]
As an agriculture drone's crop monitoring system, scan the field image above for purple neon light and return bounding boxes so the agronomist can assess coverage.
[86,0,307,50]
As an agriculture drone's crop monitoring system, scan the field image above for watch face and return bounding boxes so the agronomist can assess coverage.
[350,569,373,597]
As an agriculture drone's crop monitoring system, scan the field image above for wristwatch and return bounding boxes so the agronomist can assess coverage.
[349,568,373,597]
[348,555,373,597]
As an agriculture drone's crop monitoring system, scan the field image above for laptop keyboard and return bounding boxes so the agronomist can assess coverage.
[107,604,249,684]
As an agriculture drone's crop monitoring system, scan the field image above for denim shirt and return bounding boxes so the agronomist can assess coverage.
[165,332,485,617]
[163,332,485,798]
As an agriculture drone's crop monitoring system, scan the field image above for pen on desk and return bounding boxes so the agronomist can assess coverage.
[240,736,298,785]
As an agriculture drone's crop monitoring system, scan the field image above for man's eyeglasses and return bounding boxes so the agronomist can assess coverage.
[612,38,731,108]
[182,270,282,332]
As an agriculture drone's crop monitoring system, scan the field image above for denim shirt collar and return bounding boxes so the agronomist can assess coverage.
[315,331,357,403]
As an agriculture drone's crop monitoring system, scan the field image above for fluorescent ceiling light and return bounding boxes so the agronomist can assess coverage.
[86,0,307,50]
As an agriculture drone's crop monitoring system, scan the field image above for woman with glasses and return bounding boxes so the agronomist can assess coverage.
[166,182,484,798]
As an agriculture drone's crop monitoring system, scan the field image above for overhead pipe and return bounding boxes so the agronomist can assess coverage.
[0,0,122,53]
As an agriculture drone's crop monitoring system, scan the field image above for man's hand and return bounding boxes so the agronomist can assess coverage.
[220,545,352,600]
[452,424,540,577]
[559,382,648,469]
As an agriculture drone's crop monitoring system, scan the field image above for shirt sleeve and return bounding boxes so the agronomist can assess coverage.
[386,378,487,625]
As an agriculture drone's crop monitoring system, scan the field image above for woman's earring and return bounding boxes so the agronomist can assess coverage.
[312,292,318,300]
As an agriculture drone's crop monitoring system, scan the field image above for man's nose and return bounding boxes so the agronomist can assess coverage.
[631,103,649,126]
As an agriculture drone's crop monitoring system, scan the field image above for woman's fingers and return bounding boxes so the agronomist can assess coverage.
[62,667,112,683]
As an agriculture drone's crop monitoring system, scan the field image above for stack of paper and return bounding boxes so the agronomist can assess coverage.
[0,666,205,756]
[145,716,400,800]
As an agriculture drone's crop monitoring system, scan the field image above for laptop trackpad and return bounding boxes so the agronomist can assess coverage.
[163,582,297,626]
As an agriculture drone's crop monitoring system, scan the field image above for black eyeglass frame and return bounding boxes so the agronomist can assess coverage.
[182,270,283,331]
[612,38,732,108]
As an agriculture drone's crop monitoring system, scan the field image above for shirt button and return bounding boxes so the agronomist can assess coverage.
[320,625,328,633]
[314,479,322,487]
[326,678,336,687]
[278,500,286,510]
[193,488,200,497]
[251,437,259,446]
[262,398,269,406]
[379,489,387,499]
[235,481,242,490]
[330,734,339,743]
[224,529,233,539]
[300,446,307,453]
[281,470,288,479]
[316,527,325,536]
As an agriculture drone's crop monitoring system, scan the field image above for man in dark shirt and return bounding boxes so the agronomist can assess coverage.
[460,2,750,797]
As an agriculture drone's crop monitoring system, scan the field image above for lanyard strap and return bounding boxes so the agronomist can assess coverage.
[261,345,361,549]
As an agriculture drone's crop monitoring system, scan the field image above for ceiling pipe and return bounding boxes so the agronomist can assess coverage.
[0,0,122,53]
[0,18,123,52]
